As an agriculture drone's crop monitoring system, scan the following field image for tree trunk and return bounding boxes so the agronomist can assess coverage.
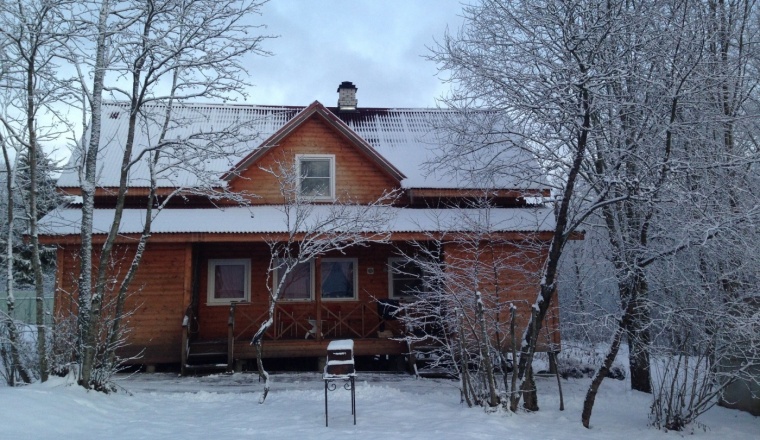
[582,316,627,428]
[78,0,111,389]
[508,305,518,410]
[255,340,269,404]
[475,291,499,407]
[514,85,593,410]
[625,277,652,394]
[26,61,48,381]
[1,136,31,385]
[521,365,538,411]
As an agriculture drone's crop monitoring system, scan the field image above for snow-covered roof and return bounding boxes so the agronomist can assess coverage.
[39,205,555,236]
[56,101,547,190]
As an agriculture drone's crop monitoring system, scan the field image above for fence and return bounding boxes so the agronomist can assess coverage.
[0,290,54,325]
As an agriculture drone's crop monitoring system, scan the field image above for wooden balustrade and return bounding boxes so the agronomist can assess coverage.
[225,301,388,345]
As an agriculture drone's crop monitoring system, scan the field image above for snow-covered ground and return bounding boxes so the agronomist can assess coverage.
[0,371,757,439]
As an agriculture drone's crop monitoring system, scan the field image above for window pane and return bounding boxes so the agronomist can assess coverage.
[278,262,311,300]
[300,177,330,197]
[321,261,354,299]
[299,158,332,198]
[391,261,424,297]
[301,159,330,178]
[214,264,246,299]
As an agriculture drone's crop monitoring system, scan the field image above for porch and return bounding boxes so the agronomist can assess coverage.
[181,300,408,373]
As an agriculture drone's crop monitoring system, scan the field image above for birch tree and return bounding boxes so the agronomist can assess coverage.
[60,0,269,390]
[0,126,33,385]
[0,0,72,383]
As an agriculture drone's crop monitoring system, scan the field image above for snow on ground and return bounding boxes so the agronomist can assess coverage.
[0,371,757,440]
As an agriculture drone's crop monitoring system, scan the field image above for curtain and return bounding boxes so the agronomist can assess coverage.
[215,264,245,299]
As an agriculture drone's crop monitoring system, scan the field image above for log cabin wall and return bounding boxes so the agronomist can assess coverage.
[228,116,400,204]
[195,243,271,341]
[442,240,560,350]
[195,242,400,342]
[55,243,189,363]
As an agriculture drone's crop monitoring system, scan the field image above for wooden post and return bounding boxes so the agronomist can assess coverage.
[315,257,323,341]
[182,244,193,322]
[181,316,188,376]
[181,243,193,376]
[227,302,236,371]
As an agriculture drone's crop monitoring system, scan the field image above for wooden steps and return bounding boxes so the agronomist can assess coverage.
[184,340,230,374]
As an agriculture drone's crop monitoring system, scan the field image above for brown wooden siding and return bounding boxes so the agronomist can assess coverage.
[442,241,560,350]
[54,239,556,364]
[228,116,400,204]
[195,243,400,342]
[55,243,188,363]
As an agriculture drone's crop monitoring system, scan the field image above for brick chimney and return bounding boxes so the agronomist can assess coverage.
[337,81,358,111]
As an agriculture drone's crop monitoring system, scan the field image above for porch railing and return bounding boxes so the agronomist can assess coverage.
[227,301,388,344]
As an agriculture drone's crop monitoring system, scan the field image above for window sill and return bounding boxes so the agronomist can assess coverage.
[206,299,250,306]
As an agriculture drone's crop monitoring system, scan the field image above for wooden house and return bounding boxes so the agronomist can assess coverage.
[40,82,559,372]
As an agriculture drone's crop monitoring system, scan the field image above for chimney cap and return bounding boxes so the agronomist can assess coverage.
[337,81,357,92]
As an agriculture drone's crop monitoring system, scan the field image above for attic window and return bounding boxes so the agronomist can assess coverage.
[297,154,335,200]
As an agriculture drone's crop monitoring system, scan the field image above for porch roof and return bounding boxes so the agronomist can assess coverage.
[39,205,555,236]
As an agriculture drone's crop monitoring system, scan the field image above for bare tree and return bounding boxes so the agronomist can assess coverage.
[432,1,760,425]
[54,0,270,390]
[394,198,551,409]
[252,159,397,403]
[578,0,760,428]
[0,0,73,383]
[430,0,634,411]
[0,124,33,385]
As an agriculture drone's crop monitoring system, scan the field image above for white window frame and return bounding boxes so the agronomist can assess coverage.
[207,259,251,305]
[320,258,358,301]
[273,260,315,302]
[296,154,335,200]
[388,257,425,299]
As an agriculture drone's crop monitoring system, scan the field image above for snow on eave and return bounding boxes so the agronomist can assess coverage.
[38,205,556,236]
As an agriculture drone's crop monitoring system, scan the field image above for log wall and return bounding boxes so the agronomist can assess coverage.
[229,116,400,204]
[443,240,560,351]
[55,243,189,364]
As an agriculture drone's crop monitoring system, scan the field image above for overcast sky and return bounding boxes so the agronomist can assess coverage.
[242,0,466,108]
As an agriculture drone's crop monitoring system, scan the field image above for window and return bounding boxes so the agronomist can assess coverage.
[388,258,425,299]
[297,154,335,199]
[274,261,313,301]
[321,258,357,300]
[207,259,250,304]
